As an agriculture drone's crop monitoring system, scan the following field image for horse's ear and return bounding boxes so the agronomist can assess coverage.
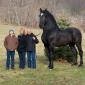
[40,8,43,12]
[45,8,47,11]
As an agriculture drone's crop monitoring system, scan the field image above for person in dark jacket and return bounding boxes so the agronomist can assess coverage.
[26,28,39,69]
[4,29,18,70]
[17,28,27,69]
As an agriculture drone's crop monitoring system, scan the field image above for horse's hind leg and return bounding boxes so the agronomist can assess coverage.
[69,45,78,65]
[76,43,83,67]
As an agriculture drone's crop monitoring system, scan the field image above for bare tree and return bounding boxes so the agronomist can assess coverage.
[0,0,85,27]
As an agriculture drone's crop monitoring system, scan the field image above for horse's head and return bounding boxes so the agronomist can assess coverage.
[39,8,47,29]
[39,8,59,30]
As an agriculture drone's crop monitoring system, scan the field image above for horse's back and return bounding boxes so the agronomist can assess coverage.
[66,27,81,33]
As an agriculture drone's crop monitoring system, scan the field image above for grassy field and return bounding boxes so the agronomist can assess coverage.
[0,25,85,85]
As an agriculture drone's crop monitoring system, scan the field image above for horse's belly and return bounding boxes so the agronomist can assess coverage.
[55,42,69,47]
[55,37,71,46]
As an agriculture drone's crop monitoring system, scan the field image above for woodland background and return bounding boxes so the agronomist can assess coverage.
[0,0,85,30]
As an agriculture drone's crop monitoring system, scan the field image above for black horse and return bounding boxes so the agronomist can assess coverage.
[39,8,83,69]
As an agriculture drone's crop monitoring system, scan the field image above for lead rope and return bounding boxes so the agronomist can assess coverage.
[35,33,41,37]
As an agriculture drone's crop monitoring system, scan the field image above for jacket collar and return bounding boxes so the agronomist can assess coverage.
[9,34,15,37]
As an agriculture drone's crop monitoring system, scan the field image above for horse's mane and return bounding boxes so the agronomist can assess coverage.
[44,10,59,29]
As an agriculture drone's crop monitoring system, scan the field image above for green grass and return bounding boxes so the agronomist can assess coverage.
[0,25,85,85]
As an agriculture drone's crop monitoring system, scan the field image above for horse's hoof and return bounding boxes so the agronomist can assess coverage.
[48,66,53,69]
[49,68,53,70]
[71,63,77,66]
[78,64,83,67]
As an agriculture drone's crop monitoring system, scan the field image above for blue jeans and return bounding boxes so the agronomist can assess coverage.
[27,51,36,69]
[6,50,15,69]
[18,52,26,69]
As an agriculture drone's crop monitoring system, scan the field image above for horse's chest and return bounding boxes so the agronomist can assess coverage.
[41,34,48,44]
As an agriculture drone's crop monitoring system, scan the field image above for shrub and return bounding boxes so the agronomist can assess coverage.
[57,18,70,29]
[54,46,73,63]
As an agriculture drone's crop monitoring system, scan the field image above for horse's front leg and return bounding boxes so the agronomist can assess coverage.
[48,47,54,69]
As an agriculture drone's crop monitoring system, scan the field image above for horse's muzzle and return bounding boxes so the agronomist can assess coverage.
[39,24,43,29]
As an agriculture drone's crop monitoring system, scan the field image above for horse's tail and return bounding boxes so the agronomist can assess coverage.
[70,27,83,66]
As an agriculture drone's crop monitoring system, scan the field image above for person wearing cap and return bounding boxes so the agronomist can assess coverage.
[4,29,18,70]
[26,28,39,69]
[17,27,27,69]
